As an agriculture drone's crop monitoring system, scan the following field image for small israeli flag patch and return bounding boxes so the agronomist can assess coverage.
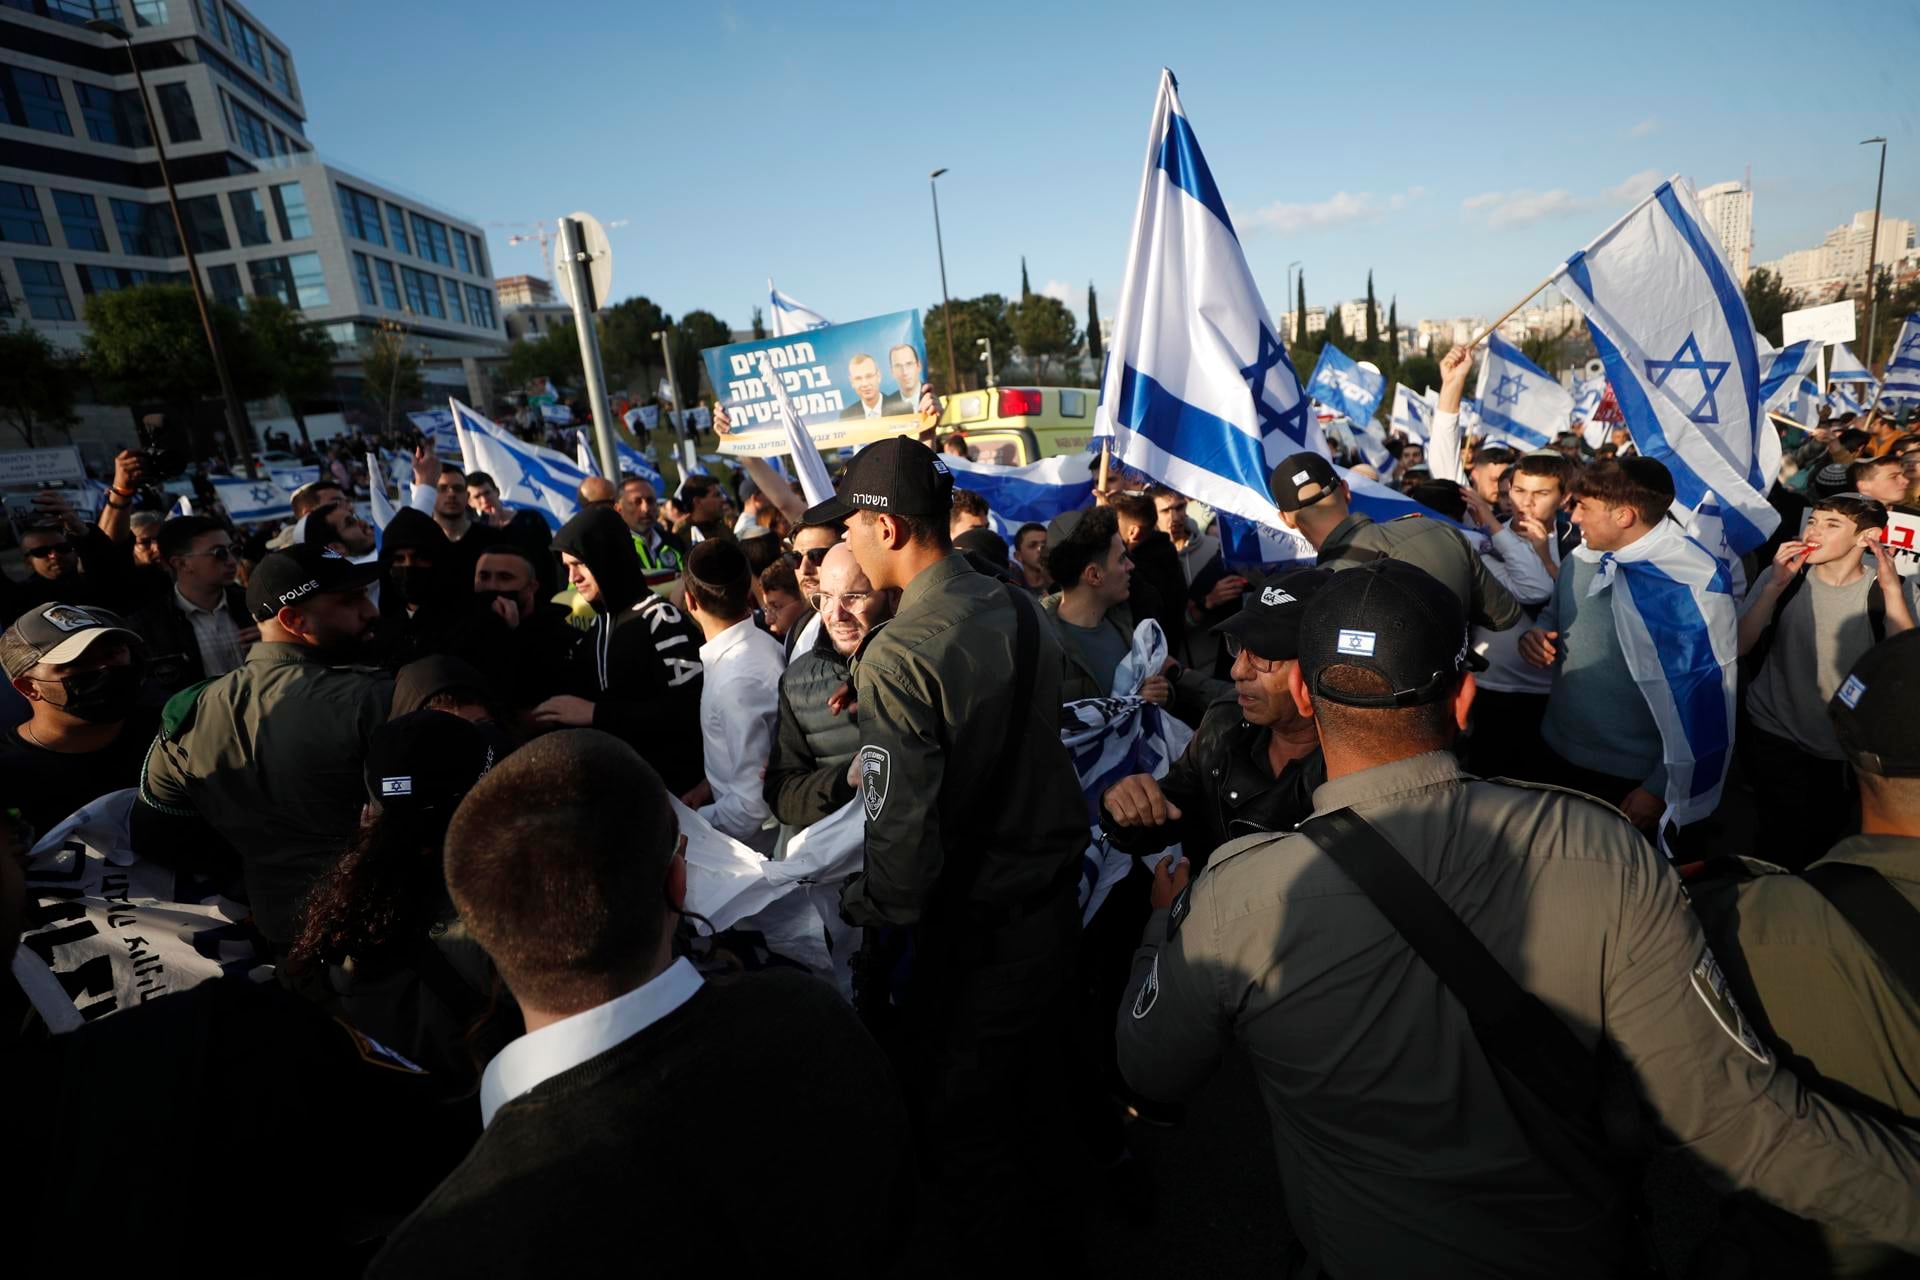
[381,777,413,797]
[1837,674,1866,709]
[1336,629,1377,657]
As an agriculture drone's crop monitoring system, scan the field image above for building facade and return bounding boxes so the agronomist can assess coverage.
[1756,209,1916,300]
[0,0,503,395]
[1696,180,1752,281]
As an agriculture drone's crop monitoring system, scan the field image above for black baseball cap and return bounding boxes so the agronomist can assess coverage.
[1269,452,1341,513]
[1829,631,1920,777]
[1216,568,1333,662]
[1,603,144,680]
[363,710,496,821]
[800,435,954,526]
[246,543,381,622]
[1297,559,1487,707]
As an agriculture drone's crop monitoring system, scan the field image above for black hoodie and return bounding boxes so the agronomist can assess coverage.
[551,508,705,791]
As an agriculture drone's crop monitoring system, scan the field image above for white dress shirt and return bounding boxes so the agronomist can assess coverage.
[478,957,703,1127]
[696,617,786,851]
[174,587,245,678]
[860,397,884,420]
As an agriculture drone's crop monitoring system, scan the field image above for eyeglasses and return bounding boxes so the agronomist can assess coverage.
[1223,634,1283,674]
[181,544,236,562]
[807,590,875,613]
[799,546,835,568]
[24,543,73,558]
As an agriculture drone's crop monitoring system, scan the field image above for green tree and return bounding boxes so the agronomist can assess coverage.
[362,324,426,433]
[242,296,336,448]
[1362,271,1380,360]
[1008,294,1080,381]
[1086,282,1103,366]
[751,305,767,341]
[674,310,731,401]
[924,294,1014,390]
[0,322,81,447]
[1295,271,1307,345]
[1020,256,1031,300]
[1385,297,1400,372]
[1743,267,1793,348]
[1519,325,1574,374]
[1399,353,1442,395]
[598,295,671,391]
[1323,303,1348,352]
[501,323,584,395]
[82,284,270,447]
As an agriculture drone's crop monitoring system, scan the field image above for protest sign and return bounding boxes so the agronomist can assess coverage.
[704,311,927,456]
[0,446,85,487]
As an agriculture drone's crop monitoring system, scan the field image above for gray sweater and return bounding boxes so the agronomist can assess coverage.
[1537,554,1667,793]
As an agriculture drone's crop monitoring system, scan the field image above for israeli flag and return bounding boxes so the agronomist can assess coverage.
[1575,518,1738,848]
[1826,383,1867,417]
[1757,338,1820,409]
[1828,341,1874,385]
[364,451,396,532]
[626,404,660,432]
[1458,396,1484,438]
[450,399,586,530]
[1473,332,1570,450]
[757,352,837,506]
[1391,384,1437,442]
[168,494,193,518]
[573,431,602,479]
[768,279,831,338]
[1094,69,1324,541]
[1570,374,1606,426]
[538,402,575,425]
[1552,176,1779,557]
[1306,344,1387,427]
[212,476,294,523]
[941,452,1097,538]
[575,428,666,490]
[1881,313,1920,405]
[1780,377,1822,429]
[407,408,460,459]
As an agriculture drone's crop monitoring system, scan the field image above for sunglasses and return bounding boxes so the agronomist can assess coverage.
[1223,634,1283,673]
[181,544,236,562]
[799,546,834,567]
[24,543,73,558]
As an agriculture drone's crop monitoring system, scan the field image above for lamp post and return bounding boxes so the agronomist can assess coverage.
[1861,137,1888,370]
[653,327,694,479]
[929,168,959,390]
[85,17,253,474]
[1285,260,1301,342]
[977,336,995,388]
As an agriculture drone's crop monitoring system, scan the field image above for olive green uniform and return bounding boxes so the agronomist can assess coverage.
[1117,751,1920,1276]
[1317,511,1524,631]
[138,642,393,949]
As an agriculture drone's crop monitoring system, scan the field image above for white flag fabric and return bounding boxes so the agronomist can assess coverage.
[1474,332,1572,450]
[940,452,1098,540]
[573,431,602,479]
[364,451,396,531]
[451,399,586,530]
[768,279,832,337]
[1391,383,1437,443]
[1756,338,1820,410]
[757,352,837,506]
[1828,341,1874,384]
[1575,519,1738,848]
[1570,374,1606,426]
[1094,69,1324,538]
[168,493,193,518]
[1882,313,1920,406]
[1551,176,1779,556]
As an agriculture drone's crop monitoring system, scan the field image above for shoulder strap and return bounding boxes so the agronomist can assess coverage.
[1868,577,1886,644]
[1799,861,1920,1000]
[1318,544,1392,568]
[1298,807,1599,1117]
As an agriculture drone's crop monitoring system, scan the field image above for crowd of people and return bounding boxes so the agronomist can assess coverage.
[4,343,1920,1275]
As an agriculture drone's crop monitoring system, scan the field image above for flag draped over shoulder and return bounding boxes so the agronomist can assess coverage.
[1094,69,1324,533]
[1577,519,1738,848]
[1882,314,1920,406]
[1551,176,1780,556]
[941,452,1098,538]
[1306,344,1386,426]
[452,399,586,530]
[1474,332,1571,449]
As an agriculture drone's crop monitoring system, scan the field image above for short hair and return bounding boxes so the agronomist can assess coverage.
[445,729,678,1013]
[855,507,949,552]
[1512,452,1573,490]
[439,462,466,481]
[680,475,718,501]
[1811,493,1889,533]
[1852,456,1902,484]
[1145,484,1182,503]
[1837,428,1871,452]
[848,351,877,370]
[129,510,163,531]
[1110,492,1155,527]
[761,561,799,599]
[1309,664,1456,756]
[738,532,783,577]
[290,480,345,518]
[1014,521,1047,546]
[1570,457,1674,526]
[464,470,497,491]
[1471,445,1517,472]
[684,538,753,620]
[475,541,540,578]
[951,489,990,520]
[619,473,655,494]
[158,514,226,560]
[1046,505,1121,589]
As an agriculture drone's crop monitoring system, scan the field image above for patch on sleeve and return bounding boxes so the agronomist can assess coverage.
[859,745,890,821]
[1690,948,1770,1065]
[1166,881,1192,941]
[335,1019,427,1074]
[1131,955,1160,1020]
[1836,674,1866,709]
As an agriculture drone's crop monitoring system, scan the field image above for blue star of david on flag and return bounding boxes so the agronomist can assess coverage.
[1644,333,1731,425]
[1240,325,1305,439]
[1899,329,1920,361]
[1491,373,1526,408]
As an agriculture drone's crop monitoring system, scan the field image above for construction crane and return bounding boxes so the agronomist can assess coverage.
[488,218,630,287]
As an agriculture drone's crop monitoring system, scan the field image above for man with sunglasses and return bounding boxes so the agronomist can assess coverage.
[783,523,843,660]
[3,492,135,627]
[129,515,258,696]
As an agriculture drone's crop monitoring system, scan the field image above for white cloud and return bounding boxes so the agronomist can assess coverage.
[1461,170,1670,229]
[1461,191,1505,211]
[1628,116,1660,138]
[1241,187,1424,235]
[1602,168,1666,204]
[1040,278,1076,307]
[1485,189,1582,229]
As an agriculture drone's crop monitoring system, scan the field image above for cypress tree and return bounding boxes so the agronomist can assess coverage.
[1086,283,1103,364]
[1295,271,1307,345]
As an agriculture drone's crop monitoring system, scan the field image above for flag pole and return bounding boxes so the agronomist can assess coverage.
[1467,273,1558,349]
[1098,440,1111,493]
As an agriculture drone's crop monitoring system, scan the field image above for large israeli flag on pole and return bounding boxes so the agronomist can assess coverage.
[941,453,1097,539]
[1305,344,1386,426]
[1826,384,1867,417]
[768,280,831,338]
[1828,341,1874,385]
[450,399,585,530]
[1880,313,1920,405]
[574,428,665,490]
[1094,69,1324,542]
[1474,332,1572,450]
[1551,176,1780,557]
[1757,338,1820,409]
[1391,383,1436,442]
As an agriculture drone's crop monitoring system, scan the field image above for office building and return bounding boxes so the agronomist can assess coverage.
[1696,180,1752,280]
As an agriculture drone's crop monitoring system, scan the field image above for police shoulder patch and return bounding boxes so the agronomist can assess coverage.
[1690,947,1771,1065]
[1166,881,1193,941]
[858,745,890,821]
[1131,956,1160,1020]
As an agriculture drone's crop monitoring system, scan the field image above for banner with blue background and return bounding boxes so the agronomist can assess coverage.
[705,311,926,456]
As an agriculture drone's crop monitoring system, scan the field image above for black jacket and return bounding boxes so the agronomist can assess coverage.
[2,526,139,626]
[763,624,859,827]
[1100,698,1326,869]
[552,508,705,792]
[1127,528,1189,656]
[128,583,252,696]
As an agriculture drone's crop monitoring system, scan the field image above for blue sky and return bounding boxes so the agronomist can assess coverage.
[261,0,1917,330]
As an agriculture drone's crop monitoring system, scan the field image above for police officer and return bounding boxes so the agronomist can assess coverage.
[797,435,1087,1268]
[1270,450,1523,630]
[1690,629,1920,1276]
[1115,559,1920,1277]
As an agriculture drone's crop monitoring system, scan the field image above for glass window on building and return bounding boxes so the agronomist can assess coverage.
[15,258,74,321]
[400,266,443,319]
[17,1,114,27]
[0,65,75,136]
[267,47,292,96]
[468,233,488,278]
[132,1,169,25]
[247,255,293,307]
[195,0,222,40]
[287,251,327,309]
[452,229,472,275]
[444,278,466,324]
[408,212,454,268]
[154,81,199,144]
[350,252,377,308]
[208,262,243,307]
[270,182,310,239]
[75,82,150,147]
[110,198,178,257]
[52,190,106,251]
[0,182,50,247]
[227,6,267,76]
[335,185,384,247]
[229,188,269,246]
[465,284,496,330]
[372,256,401,310]
[385,203,410,255]
[226,94,273,160]
[180,194,228,253]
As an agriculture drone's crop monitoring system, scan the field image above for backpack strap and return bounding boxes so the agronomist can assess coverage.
[1799,861,1920,1001]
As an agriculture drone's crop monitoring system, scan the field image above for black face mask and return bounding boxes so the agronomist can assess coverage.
[52,662,145,723]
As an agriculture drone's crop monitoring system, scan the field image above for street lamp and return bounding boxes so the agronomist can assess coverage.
[1861,137,1888,370]
[1285,260,1301,342]
[929,168,959,390]
[977,336,995,388]
[85,17,254,474]
[652,326,685,433]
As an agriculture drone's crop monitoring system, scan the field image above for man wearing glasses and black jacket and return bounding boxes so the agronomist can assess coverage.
[129,515,256,697]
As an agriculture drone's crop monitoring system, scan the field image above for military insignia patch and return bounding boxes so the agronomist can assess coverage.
[1690,948,1770,1065]
[859,745,890,821]
[1166,881,1192,940]
[1131,956,1160,1020]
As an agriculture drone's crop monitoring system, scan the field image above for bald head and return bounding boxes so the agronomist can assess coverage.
[577,476,617,509]
[818,542,892,656]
